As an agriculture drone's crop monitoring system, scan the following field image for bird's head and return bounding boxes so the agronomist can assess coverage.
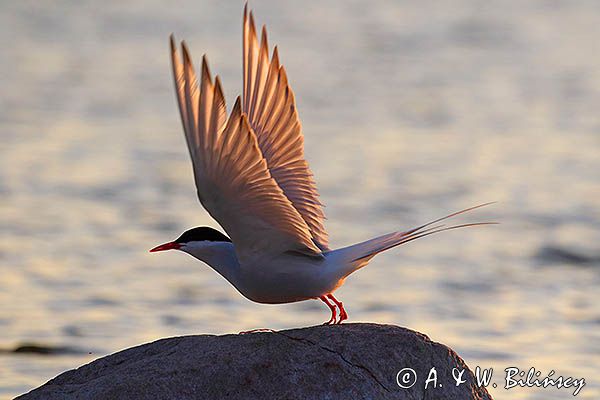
[150,226,232,255]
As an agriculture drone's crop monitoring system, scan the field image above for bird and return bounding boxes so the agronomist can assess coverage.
[150,4,495,325]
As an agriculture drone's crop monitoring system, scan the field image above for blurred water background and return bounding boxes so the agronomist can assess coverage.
[1,0,600,398]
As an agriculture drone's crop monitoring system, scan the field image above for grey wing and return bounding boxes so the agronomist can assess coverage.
[170,36,322,265]
[242,6,329,251]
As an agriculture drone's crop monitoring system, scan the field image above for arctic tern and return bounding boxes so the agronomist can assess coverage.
[151,5,494,325]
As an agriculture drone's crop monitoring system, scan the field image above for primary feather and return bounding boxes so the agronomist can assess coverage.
[242,6,329,250]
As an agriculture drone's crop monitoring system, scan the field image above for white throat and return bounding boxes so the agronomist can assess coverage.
[181,241,240,286]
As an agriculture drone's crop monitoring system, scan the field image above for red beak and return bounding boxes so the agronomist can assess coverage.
[149,242,182,253]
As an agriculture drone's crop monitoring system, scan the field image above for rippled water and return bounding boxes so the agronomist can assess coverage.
[1,1,599,398]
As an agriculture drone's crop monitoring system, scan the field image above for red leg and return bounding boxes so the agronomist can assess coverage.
[319,295,337,325]
[327,294,348,324]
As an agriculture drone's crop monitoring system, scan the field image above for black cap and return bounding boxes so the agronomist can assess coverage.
[175,227,232,244]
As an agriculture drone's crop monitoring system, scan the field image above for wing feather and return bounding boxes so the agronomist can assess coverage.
[170,35,322,263]
[242,7,329,250]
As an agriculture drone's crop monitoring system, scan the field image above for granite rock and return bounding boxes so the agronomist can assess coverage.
[18,323,492,400]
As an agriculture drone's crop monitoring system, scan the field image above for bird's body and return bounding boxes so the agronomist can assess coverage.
[151,4,494,324]
[233,252,338,304]
[179,239,368,304]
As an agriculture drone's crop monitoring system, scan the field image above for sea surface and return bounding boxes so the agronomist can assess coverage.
[1,1,599,398]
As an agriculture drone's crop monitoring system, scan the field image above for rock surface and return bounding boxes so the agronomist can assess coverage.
[18,323,492,400]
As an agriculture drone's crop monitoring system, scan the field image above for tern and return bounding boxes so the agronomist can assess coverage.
[151,5,494,325]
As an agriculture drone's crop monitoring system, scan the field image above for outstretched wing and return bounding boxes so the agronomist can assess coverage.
[170,36,322,264]
[242,6,329,250]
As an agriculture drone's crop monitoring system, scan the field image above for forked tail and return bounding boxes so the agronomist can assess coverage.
[336,203,496,268]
